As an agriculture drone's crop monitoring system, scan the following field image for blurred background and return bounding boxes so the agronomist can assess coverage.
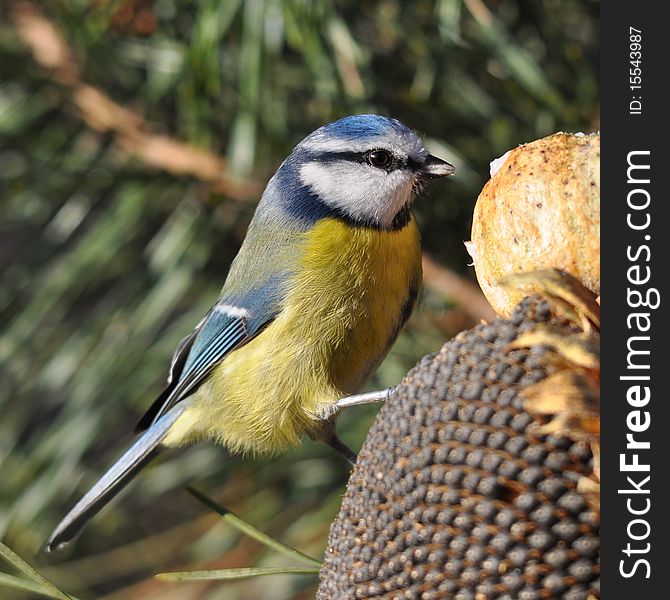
[0,1,598,598]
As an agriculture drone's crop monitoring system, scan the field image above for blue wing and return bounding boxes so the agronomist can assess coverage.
[136,286,281,431]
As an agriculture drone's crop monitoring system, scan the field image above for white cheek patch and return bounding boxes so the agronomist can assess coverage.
[299,161,414,228]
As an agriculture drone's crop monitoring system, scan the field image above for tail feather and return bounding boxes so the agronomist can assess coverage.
[45,401,190,552]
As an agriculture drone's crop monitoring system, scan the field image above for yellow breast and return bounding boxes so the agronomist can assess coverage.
[165,217,422,455]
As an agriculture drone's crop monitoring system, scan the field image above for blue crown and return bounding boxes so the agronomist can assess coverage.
[317,114,412,141]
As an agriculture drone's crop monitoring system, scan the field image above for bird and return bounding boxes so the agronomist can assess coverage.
[46,114,454,552]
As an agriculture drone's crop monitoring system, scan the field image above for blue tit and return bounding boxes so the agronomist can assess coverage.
[46,114,454,551]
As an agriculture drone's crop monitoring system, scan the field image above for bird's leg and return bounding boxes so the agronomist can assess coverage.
[324,388,394,466]
[327,435,358,466]
[334,387,394,410]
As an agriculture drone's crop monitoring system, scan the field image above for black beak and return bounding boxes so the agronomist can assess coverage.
[419,154,455,179]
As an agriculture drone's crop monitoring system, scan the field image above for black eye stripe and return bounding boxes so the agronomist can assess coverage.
[406,156,423,170]
[308,150,406,172]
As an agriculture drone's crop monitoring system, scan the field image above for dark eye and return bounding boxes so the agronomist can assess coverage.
[367,150,393,169]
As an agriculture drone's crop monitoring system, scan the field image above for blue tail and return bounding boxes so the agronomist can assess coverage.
[45,401,190,552]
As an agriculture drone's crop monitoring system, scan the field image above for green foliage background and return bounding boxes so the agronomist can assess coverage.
[0,1,598,598]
